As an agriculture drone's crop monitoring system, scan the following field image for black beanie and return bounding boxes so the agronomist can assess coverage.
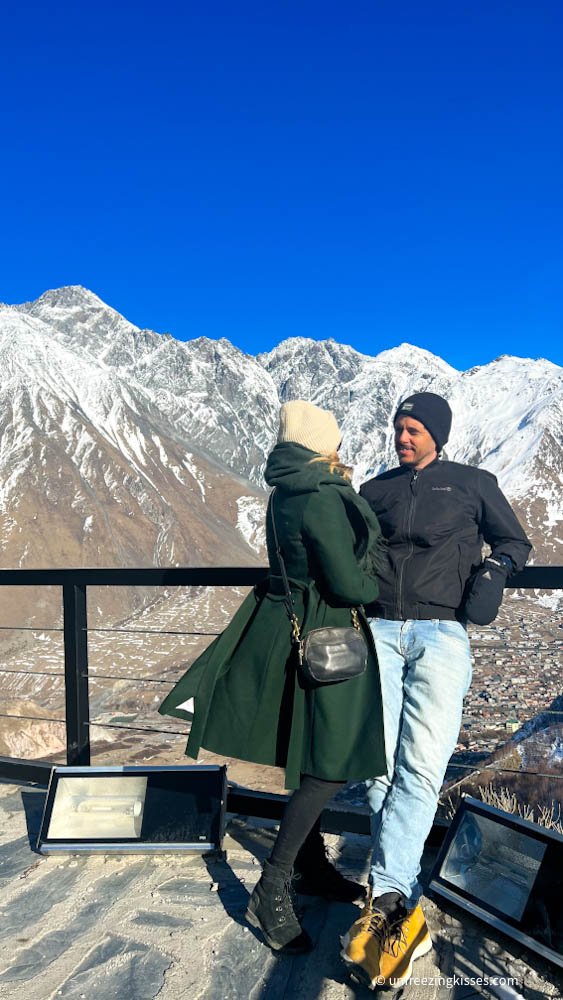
[394,392,452,452]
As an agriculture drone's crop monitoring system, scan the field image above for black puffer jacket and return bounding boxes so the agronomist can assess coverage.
[360,459,532,621]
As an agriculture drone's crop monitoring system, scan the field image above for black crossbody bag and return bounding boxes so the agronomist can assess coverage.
[270,489,368,685]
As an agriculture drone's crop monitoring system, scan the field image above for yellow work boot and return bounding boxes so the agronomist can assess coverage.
[341,890,403,987]
[341,891,432,990]
[378,903,433,988]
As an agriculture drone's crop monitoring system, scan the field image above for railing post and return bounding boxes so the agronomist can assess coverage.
[63,584,90,765]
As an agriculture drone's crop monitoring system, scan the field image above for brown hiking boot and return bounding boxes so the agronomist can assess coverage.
[341,890,432,989]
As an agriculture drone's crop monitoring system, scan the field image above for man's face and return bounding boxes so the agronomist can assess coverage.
[394,416,437,470]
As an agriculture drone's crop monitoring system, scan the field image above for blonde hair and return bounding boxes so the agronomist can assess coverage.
[309,451,353,481]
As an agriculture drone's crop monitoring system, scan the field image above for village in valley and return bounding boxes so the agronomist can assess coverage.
[457,605,562,756]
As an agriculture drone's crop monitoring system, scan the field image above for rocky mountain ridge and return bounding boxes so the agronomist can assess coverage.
[1,285,561,578]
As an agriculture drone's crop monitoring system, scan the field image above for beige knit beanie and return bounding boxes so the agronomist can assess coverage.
[277,400,341,455]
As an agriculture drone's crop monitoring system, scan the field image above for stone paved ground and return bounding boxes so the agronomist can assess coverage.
[0,780,561,1000]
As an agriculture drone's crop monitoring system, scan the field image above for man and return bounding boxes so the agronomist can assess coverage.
[341,391,531,989]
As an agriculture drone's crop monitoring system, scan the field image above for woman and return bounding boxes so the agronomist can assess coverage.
[159,400,386,953]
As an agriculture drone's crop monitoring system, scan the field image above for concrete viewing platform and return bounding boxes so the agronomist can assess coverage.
[0,779,561,1000]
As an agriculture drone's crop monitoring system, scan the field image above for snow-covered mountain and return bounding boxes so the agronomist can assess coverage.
[0,288,271,585]
[260,338,563,565]
[1,285,562,583]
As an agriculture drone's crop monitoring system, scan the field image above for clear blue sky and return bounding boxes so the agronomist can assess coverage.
[1,1,562,369]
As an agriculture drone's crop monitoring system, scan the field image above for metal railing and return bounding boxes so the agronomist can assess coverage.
[0,567,263,781]
[0,565,561,830]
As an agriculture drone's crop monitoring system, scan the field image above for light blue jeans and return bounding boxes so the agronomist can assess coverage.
[366,618,472,909]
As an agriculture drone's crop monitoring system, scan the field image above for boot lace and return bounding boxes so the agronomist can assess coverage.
[364,910,389,940]
[361,906,408,957]
[382,917,409,957]
[273,871,299,925]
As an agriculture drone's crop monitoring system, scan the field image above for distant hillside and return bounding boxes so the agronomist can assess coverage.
[442,692,563,817]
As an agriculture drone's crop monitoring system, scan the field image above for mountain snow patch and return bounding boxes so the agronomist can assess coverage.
[543,499,563,530]
[236,496,266,553]
[183,454,206,499]
[534,590,563,611]
[550,737,563,765]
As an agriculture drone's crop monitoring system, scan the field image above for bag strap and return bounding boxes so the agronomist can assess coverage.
[270,488,361,644]
[270,488,303,647]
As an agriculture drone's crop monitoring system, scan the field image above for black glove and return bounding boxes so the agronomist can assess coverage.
[463,556,513,626]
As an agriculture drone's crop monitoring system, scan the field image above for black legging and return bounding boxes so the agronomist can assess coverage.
[269,774,345,872]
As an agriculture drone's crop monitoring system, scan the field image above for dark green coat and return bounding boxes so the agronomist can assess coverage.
[159,442,386,788]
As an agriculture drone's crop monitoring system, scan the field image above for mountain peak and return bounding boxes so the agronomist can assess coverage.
[258,336,369,367]
[15,285,142,346]
[21,285,111,312]
[373,342,459,374]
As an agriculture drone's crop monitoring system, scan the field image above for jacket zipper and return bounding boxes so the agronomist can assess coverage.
[396,470,418,619]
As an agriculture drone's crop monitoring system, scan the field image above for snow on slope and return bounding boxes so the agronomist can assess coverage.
[1,285,561,572]
[0,290,269,574]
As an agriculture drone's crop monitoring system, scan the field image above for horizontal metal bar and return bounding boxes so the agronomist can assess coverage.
[475,767,563,779]
[0,565,559,588]
[87,628,220,636]
[508,566,563,588]
[0,669,65,678]
[0,713,65,724]
[40,843,219,855]
[444,759,563,773]
[88,721,188,737]
[224,787,447,841]
[0,757,54,784]
[0,567,268,587]
[227,786,288,819]
[0,626,63,632]
[88,674,174,684]
[0,625,217,636]
[58,764,224,773]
